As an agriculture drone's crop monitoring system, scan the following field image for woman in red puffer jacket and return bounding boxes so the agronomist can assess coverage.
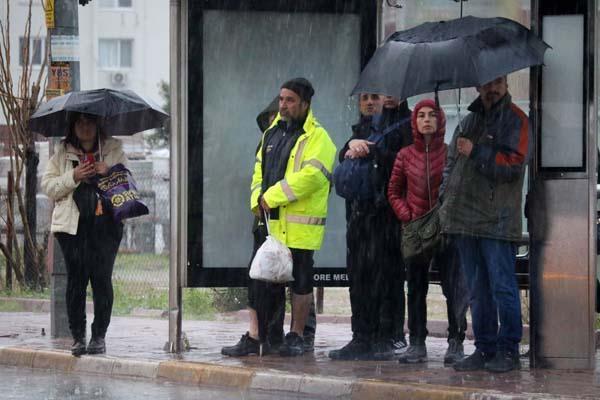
[387,99,446,364]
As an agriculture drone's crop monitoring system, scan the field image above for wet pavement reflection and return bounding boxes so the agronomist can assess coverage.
[1,312,599,398]
[0,365,324,400]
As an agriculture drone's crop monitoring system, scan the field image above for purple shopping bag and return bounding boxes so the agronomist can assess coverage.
[94,163,149,222]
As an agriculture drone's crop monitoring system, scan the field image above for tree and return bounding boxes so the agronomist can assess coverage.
[146,80,170,147]
[0,0,49,290]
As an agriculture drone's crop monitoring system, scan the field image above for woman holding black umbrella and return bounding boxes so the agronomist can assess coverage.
[42,113,126,356]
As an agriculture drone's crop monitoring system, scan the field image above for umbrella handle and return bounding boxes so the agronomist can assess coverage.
[98,134,103,162]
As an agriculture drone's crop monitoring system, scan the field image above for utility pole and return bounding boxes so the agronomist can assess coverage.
[48,0,80,338]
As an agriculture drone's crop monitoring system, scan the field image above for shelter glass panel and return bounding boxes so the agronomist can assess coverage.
[200,10,360,277]
[540,15,584,169]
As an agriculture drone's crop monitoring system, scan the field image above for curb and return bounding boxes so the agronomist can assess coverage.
[0,346,580,400]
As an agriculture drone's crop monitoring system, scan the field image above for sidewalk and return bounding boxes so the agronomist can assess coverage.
[1,311,599,399]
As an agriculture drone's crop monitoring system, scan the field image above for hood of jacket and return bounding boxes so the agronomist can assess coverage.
[410,99,446,152]
[256,95,280,132]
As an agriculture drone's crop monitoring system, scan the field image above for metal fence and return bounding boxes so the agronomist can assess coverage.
[0,148,171,302]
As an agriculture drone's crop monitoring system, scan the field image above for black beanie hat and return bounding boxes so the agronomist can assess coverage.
[281,78,315,103]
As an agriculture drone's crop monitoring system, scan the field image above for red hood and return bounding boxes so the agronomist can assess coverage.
[410,99,446,152]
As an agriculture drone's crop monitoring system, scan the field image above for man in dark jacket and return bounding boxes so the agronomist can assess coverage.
[329,93,406,361]
[440,75,529,373]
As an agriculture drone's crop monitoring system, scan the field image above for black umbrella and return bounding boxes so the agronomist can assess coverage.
[29,88,169,137]
[352,16,550,100]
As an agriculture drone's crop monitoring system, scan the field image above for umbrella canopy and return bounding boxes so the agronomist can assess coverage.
[29,88,169,137]
[352,16,550,100]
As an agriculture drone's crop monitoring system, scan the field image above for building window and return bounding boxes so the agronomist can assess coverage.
[98,39,133,68]
[19,37,43,66]
[98,0,132,8]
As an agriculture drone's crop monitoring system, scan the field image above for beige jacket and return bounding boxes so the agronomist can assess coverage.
[42,138,127,234]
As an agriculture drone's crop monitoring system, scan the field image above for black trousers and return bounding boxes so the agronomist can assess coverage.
[247,219,317,343]
[405,255,429,345]
[437,243,468,342]
[347,207,401,342]
[55,215,123,340]
[406,242,468,345]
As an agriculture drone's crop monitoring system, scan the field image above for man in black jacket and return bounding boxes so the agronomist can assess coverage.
[330,93,408,361]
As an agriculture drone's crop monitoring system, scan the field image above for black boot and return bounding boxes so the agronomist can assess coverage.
[453,349,495,371]
[329,335,371,361]
[279,332,304,357]
[221,332,261,357]
[371,339,396,361]
[398,344,427,363]
[87,337,106,355]
[71,337,87,357]
[443,338,464,365]
[484,350,521,373]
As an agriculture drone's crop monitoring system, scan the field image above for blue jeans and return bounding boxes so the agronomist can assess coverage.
[453,235,522,354]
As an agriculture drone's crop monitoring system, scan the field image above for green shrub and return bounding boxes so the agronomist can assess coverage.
[210,288,247,312]
[182,289,214,319]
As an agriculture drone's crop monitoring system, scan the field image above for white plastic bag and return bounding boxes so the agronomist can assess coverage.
[249,212,294,283]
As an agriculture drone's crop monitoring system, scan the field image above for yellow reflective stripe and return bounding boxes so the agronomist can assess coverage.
[251,183,261,193]
[255,156,261,163]
[286,214,326,226]
[280,179,297,202]
[301,159,332,182]
[293,138,308,172]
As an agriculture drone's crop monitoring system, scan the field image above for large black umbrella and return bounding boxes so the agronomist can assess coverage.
[29,88,169,137]
[352,16,550,100]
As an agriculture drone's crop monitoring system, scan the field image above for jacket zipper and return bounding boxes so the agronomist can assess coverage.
[426,143,432,210]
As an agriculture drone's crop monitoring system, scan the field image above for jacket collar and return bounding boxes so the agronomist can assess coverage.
[268,109,319,138]
[64,137,120,160]
[468,93,512,116]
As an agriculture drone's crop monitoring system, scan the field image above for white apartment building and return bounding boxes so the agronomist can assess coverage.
[1,0,169,121]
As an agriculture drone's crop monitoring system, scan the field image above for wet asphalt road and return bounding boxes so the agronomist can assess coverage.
[0,366,334,400]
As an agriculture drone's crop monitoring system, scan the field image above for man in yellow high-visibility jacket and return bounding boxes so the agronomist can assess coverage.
[221,78,336,357]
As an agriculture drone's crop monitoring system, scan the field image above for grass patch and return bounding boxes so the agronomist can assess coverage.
[114,253,169,271]
[112,282,168,316]
[111,284,217,320]
[183,289,215,319]
[1,288,50,300]
[0,300,25,312]
[595,315,600,330]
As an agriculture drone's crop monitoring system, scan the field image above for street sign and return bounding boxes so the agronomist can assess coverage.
[44,0,55,29]
[46,62,71,99]
[50,35,79,62]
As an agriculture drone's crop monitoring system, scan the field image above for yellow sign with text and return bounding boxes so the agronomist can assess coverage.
[44,0,55,29]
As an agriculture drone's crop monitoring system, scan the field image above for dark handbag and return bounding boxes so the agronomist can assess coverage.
[94,163,149,222]
[401,205,442,263]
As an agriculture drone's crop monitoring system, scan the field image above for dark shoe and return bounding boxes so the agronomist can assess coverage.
[329,336,371,361]
[443,338,464,365]
[87,337,106,355]
[453,349,495,371]
[392,337,408,354]
[279,332,304,357]
[485,350,521,373]
[71,338,87,357]
[303,335,315,353]
[221,332,260,357]
[398,344,427,364]
[371,339,396,361]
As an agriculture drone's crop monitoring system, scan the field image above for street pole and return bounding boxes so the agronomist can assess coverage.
[167,0,185,353]
[49,0,80,338]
